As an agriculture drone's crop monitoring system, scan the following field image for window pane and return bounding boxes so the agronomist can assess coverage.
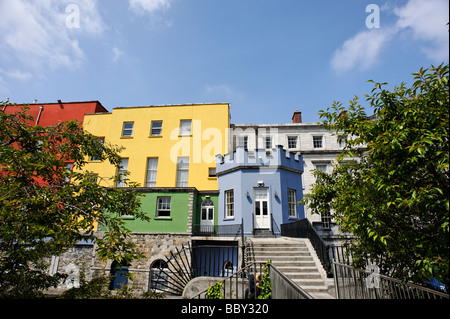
[225,190,234,218]
[179,120,192,135]
[288,136,297,149]
[122,122,134,137]
[176,157,189,187]
[146,158,158,187]
[157,197,171,217]
[151,121,162,136]
[265,137,272,149]
[313,136,323,148]
[288,189,297,217]
[116,158,128,187]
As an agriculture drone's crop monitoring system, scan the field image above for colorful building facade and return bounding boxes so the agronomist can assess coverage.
[81,103,230,234]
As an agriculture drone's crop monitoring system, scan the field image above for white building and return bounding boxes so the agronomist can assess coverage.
[230,110,354,229]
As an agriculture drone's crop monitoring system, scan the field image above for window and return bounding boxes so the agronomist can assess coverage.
[339,135,348,148]
[109,261,129,290]
[288,189,297,218]
[90,137,105,161]
[288,136,297,149]
[156,197,171,217]
[116,158,128,187]
[87,173,98,184]
[145,158,158,187]
[313,136,323,148]
[238,136,248,150]
[321,211,332,230]
[265,136,272,149]
[150,260,168,291]
[201,199,214,221]
[225,190,234,218]
[122,122,134,137]
[179,120,192,136]
[150,121,162,136]
[315,164,327,173]
[176,157,189,187]
[208,167,216,178]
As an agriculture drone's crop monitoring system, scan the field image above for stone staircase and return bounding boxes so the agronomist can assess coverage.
[246,237,335,299]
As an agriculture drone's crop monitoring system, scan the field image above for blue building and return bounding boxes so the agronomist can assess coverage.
[215,145,305,237]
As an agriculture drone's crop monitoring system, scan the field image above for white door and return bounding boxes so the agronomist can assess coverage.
[254,188,271,229]
[200,199,214,233]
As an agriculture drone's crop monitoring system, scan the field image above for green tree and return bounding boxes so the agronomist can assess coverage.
[303,64,449,287]
[0,103,150,298]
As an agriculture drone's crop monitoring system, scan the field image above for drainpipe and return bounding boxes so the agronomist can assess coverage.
[36,105,44,125]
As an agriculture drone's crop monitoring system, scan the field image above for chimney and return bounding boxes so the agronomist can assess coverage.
[292,110,302,123]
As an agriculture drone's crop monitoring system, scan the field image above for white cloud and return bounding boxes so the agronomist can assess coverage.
[331,0,449,73]
[394,0,449,61]
[331,28,395,73]
[129,0,172,15]
[0,68,32,81]
[112,46,124,63]
[0,0,105,77]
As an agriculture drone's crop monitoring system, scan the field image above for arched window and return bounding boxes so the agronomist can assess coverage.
[109,261,129,290]
[149,259,168,291]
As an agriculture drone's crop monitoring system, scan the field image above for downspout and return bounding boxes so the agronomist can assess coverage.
[36,105,44,125]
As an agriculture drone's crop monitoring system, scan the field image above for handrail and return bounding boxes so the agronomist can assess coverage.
[190,262,263,299]
[269,263,314,299]
[333,262,449,299]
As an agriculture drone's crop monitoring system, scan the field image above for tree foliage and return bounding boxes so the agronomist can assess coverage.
[0,103,150,298]
[303,64,449,286]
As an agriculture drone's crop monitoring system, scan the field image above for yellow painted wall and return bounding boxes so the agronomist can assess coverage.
[82,103,230,191]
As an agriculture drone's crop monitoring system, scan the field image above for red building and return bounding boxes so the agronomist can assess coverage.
[2,100,109,185]
[2,100,108,126]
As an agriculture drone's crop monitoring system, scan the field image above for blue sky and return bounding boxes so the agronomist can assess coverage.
[0,0,448,124]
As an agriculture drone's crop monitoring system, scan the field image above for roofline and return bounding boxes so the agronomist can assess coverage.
[112,102,230,110]
[13,100,104,106]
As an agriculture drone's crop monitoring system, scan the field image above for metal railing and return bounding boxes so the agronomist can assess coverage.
[191,262,315,299]
[333,262,449,299]
[191,262,266,299]
[269,263,314,299]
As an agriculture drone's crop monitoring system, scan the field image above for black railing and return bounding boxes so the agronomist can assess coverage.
[192,222,244,238]
[333,262,449,299]
[281,218,333,277]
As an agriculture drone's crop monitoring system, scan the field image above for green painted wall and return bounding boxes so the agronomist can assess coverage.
[119,189,192,233]
[101,188,219,234]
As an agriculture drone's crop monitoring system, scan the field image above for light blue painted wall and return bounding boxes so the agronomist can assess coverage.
[216,145,304,236]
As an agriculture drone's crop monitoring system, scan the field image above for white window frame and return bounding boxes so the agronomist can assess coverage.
[176,156,189,187]
[287,136,298,149]
[150,121,163,136]
[313,136,323,148]
[288,189,297,218]
[156,197,171,218]
[122,122,134,137]
[116,158,128,187]
[179,120,192,136]
[145,158,158,187]
[225,190,234,219]
[90,137,105,161]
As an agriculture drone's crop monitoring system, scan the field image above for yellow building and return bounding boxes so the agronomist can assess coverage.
[82,103,230,191]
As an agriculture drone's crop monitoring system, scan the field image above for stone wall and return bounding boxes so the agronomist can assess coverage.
[48,232,192,294]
